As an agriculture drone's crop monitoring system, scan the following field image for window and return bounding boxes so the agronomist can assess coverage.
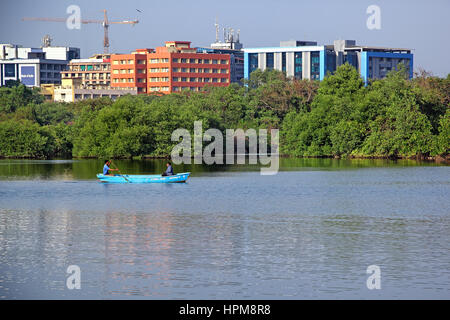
[181,77,187,82]
[311,52,320,80]
[212,78,218,83]
[173,58,179,63]
[190,68,196,73]
[221,78,227,83]
[204,68,210,73]
[150,87,160,92]
[189,59,196,63]
[181,68,188,72]
[173,86,180,91]
[161,68,169,72]
[203,59,210,64]
[173,77,179,82]
[220,69,228,74]
[161,87,169,91]
[149,59,159,63]
[181,58,187,63]
[113,60,119,65]
[190,77,196,82]
[249,53,258,74]
[221,60,227,64]
[212,69,218,73]
[5,64,15,77]
[128,60,134,64]
[294,52,302,80]
[212,59,218,64]
[282,52,286,72]
[266,53,274,69]
[173,68,180,72]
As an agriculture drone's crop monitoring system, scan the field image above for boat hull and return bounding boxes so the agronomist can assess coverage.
[96,172,190,184]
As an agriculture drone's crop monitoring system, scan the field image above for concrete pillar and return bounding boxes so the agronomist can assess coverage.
[258,53,266,71]
[274,52,282,71]
[286,52,294,78]
[302,51,311,80]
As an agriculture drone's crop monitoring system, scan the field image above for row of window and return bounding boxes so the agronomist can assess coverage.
[113,69,134,74]
[172,58,228,64]
[172,87,207,92]
[40,72,60,79]
[111,68,230,75]
[173,68,228,74]
[63,73,110,79]
[70,65,110,71]
[113,58,229,65]
[41,64,66,71]
[112,78,134,83]
[147,77,228,83]
[150,87,169,92]
[173,77,228,83]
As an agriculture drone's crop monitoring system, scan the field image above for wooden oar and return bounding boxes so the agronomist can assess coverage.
[110,161,131,183]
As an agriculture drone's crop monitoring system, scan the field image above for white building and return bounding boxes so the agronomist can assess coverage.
[0,44,80,87]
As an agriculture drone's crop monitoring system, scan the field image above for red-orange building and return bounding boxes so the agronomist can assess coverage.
[110,41,231,94]
[110,49,150,94]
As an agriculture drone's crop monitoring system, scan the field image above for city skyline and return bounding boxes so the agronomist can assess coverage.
[1,0,449,77]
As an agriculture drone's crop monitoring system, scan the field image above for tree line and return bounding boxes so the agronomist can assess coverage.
[0,64,448,160]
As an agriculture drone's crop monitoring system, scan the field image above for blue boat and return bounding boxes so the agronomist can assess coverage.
[96,172,190,184]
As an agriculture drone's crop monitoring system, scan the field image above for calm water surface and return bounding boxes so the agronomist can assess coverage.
[0,159,449,299]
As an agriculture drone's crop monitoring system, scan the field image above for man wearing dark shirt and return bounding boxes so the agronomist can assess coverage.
[162,162,174,176]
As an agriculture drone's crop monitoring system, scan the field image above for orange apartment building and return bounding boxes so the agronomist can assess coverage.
[110,41,231,94]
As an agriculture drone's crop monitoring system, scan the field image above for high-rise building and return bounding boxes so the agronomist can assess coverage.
[0,44,80,87]
[244,40,413,84]
[110,41,231,95]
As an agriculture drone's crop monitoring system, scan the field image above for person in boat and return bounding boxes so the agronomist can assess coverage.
[162,162,174,176]
[103,160,119,176]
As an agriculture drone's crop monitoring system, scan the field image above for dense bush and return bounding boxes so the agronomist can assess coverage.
[0,66,448,159]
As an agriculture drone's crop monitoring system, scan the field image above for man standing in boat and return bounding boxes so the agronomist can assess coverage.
[162,162,174,176]
[103,160,119,176]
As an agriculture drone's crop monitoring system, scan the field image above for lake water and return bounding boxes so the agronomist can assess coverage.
[0,159,449,299]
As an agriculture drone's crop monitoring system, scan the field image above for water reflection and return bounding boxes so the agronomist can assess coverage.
[0,160,448,299]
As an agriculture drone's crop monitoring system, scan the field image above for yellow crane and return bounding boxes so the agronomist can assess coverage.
[23,10,138,53]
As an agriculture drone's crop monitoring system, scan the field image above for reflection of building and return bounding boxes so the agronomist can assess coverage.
[244,39,413,84]
[111,41,231,94]
[61,54,111,88]
[0,44,80,87]
[53,78,137,102]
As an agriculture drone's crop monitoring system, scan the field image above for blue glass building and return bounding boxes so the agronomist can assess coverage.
[244,40,413,84]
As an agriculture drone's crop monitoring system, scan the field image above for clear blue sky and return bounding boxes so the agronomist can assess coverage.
[1,0,449,77]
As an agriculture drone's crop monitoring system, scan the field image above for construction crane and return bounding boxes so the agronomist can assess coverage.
[23,10,138,53]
